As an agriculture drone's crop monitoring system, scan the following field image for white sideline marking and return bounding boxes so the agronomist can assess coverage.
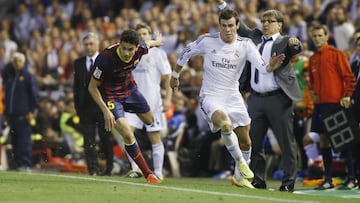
[34,173,318,203]
[294,190,360,198]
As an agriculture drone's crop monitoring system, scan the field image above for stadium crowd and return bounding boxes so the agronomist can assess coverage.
[0,0,359,190]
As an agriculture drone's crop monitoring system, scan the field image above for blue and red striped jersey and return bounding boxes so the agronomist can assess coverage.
[93,42,149,101]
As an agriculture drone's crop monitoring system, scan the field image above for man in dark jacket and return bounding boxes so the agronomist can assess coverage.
[350,36,360,189]
[73,32,114,176]
[3,52,39,172]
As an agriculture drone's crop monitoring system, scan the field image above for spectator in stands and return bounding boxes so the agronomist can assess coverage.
[36,97,69,158]
[333,5,355,52]
[0,29,17,64]
[13,4,31,44]
[59,98,83,161]
[165,95,187,178]
[288,10,308,44]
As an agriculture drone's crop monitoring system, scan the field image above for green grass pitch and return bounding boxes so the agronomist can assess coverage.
[0,171,359,203]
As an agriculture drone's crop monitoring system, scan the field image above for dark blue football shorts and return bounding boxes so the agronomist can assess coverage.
[106,89,150,120]
[311,103,341,134]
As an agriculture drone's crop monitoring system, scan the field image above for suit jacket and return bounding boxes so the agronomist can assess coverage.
[351,60,360,105]
[238,22,302,102]
[73,56,101,114]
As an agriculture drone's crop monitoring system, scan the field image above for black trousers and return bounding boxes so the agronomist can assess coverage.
[293,113,308,171]
[79,111,113,174]
[9,115,33,168]
[248,92,297,187]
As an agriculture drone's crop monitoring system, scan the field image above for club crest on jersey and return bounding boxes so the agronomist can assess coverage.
[93,67,102,79]
[234,50,240,58]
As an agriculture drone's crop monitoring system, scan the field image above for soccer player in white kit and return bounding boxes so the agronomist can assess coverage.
[124,23,172,180]
[170,9,285,188]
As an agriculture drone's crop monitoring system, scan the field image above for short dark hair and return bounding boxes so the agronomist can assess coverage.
[120,29,140,45]
[218,9,239,25]
[263,9,284,23]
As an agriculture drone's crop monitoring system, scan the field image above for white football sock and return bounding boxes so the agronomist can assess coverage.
[152,142,165,177]
[241,149,251,165]
[304,143,319,161]
[221,131,245,163]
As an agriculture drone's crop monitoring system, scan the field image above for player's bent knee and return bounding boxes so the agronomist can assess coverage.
[121,134,134,145]
[220,121,233,133]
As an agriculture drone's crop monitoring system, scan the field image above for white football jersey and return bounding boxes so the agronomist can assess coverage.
[177,32,268,96]
[132,47,171,110]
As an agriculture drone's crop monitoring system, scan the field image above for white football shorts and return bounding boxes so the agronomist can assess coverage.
[199,93,251,133]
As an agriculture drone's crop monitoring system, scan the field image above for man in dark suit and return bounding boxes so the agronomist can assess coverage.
[240,10,302,192]
[351,38,360,118]
[216,1,302,192]
[350,37,360,188]
[73,32,114,176]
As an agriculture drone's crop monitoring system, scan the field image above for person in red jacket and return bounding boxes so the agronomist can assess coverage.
[308,24,356,190]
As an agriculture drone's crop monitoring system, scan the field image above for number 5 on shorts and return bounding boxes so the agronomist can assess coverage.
[107,101,115,110]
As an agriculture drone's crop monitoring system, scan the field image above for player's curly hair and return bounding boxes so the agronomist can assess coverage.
[120,29,140,45]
